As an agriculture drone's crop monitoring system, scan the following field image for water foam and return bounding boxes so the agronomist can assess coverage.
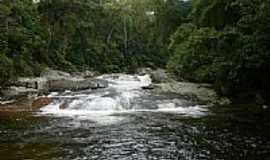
[39,74,208,123]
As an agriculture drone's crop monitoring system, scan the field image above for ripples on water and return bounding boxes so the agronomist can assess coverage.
[0,74,270,160]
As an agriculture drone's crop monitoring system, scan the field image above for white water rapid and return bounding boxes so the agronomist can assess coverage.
[39,74,208,124]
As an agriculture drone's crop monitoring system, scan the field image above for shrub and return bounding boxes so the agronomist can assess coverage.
[167,26,220,82]
[0,54,15,89]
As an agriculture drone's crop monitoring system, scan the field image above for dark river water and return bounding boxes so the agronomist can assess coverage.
[0,74,270,160]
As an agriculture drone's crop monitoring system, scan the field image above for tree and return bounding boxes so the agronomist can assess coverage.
[0,54,14,89]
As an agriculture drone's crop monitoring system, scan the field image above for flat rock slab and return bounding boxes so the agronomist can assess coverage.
[1,87,38,100]
[48,79,108,92]
[153,82,230,105]
[0,96,51,112]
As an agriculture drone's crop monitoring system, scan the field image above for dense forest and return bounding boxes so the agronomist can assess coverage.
[0,0,270,102]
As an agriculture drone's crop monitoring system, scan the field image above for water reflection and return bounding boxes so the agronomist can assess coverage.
[0,74,269,159]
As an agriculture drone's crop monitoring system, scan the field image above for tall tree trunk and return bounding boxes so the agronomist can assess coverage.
[123,17,128,58]
[5,16,9,53]
[106,27,114,44]
[47,26,52,55]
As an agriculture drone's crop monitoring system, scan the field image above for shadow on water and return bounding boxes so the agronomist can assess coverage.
[0,104,270,160]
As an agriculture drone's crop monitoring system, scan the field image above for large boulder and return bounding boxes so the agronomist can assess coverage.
[0,86,38,100]
[137,68,171,83]
[12,78,37,89]
[40,68,107,91]
[48,78,108,92]
[40,68,71,80]
[12,78,48,92]
[5,69,108,95]
[150,69,170,83]
[0,68,108,110]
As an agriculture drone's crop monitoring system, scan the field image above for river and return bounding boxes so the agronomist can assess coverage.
[0,74,270,160]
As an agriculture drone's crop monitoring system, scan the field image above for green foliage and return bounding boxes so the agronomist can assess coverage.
[199,0,240,29]
[0,0,190,85]
[168,23,196,52]
[168,25,220,82]
[13,55,34,77]
[1,0,269,101]
[0,54,15,88]
[168,0,270,99]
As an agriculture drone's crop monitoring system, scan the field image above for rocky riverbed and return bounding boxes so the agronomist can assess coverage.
[0,69,108,111]
[0,72,269,159]
[0,68,230,112]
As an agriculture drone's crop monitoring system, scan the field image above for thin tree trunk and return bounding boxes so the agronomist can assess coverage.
[107,27,114,44]
[48,26,52,55]
[123,17,128,57]
[5,17,9,53]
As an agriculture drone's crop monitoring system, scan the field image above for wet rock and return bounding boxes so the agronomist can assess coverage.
[12,78,37,89]
[2,70,107,102]
[36,78,49,92]
[150,69,171,83]
[40,68,71,80]
[0,69,108,111]
[137,68,171,83]
[218,98,231,106]
[0,98,31,111]
[32,97,52,110]
[100,74,121,80]
[142,84,155,90]
[0,100,15,105]
[136,67,153,76]
[48,79,108,92]
[1,87,38,99]
[0,96,51,112]
[12,78,49,92]
[39,68,108,91]
[72,70,99,78]
[60,100,70,110]
[91,79,108,89]
[153,82,231,105]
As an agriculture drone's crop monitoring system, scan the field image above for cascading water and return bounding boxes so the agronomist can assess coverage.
[39,74,208,124]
